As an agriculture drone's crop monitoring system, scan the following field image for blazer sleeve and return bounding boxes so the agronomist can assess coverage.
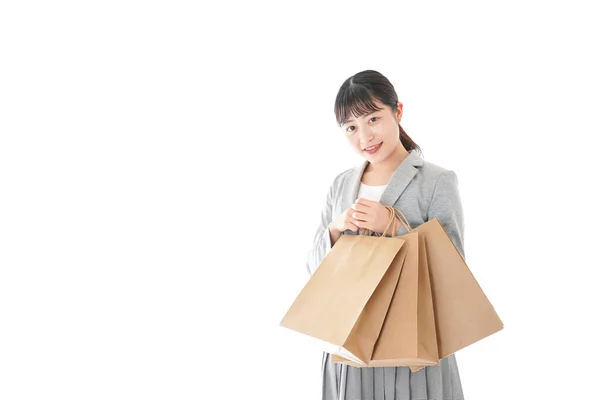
[426,170,466,260]
[305,175,339,276]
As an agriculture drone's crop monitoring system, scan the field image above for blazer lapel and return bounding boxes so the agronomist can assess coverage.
[340,149,424,224]
[379,149,424,207]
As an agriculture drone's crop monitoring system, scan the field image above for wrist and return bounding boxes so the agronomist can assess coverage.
[328,223,340,235]
[394,216,404,232]
[328,223,342,243]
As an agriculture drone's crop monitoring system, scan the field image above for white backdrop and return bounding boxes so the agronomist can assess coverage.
[1,1,599,399]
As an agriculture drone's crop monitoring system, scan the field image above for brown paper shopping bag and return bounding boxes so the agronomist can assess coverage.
[333,229,438,372]
[332,207,503,372]
[280,208,408,365]
[398,208,504,359]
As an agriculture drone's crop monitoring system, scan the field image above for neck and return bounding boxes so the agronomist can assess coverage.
[366,145,410,174]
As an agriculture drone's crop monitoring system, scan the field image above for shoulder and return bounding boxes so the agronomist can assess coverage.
[325,164,356,190]
[420,158,454,178]
[418,158,459,189]
[334,165,355,185]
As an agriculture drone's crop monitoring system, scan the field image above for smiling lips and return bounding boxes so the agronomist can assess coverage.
[364,142,383,154]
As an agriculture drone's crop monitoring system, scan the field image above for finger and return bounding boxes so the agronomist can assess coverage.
[345,220,359,232]
[350,203,370,213]
[355,198,376,207]
[355,218,373,230]
[351,211,370,222]
[353,215,375,230]
[344,214,361,227]
[348,205,370,218]
[346,207,369,221]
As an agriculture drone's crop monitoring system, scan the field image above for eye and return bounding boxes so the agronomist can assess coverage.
[345,117,378,133]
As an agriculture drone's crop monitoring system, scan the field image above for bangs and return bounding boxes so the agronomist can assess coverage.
[335,85,384,127]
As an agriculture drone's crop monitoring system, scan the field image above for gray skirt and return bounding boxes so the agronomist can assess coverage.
[321,352,464,400]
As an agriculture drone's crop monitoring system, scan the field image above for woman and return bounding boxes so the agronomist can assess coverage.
[306,70,466,400]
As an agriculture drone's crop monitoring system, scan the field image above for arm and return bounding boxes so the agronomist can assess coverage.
[306,176,339,276]
[426,170,466,260]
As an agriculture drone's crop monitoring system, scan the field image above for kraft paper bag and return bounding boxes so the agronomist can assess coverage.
[332,207,503,371]
[333,232,439,371]
[280,208,407,365]
[399,208,504,359]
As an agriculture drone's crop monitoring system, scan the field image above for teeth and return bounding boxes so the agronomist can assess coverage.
[365,143,381,150]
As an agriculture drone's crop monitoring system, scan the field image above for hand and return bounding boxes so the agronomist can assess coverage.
[350,198,403,236]
[328,206,360,236]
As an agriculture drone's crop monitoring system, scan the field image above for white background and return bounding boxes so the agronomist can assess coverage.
[1,1,599,399]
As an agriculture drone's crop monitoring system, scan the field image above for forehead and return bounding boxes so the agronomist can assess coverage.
[343,99,387,124]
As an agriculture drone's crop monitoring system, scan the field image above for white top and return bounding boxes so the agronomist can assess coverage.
[356,182,387,202]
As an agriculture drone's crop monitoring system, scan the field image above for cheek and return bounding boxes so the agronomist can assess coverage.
[381,128,397,142]
[347,137,360,148]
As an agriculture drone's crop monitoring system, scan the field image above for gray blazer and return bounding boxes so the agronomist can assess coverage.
[306,148,465,275]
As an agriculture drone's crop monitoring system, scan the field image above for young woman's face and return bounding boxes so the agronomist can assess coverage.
[341,99,403,162]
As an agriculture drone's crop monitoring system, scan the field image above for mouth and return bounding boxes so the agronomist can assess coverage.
[363,142,383,154]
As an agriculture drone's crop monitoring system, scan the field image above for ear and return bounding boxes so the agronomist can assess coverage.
[396,102,403,122]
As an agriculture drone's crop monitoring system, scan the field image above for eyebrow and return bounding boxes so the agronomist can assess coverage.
[344,111,379,125]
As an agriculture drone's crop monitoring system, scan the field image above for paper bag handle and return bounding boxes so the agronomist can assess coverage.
[392,207,412,232]
[366,206,413,236]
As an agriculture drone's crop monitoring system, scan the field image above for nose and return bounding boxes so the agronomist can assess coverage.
[358,128,375,146]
